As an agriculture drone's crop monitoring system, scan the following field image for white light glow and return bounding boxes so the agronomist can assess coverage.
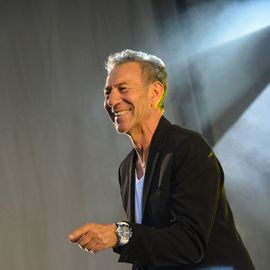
[210,0,270,46]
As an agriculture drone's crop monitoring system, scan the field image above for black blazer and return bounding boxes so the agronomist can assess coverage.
[115,117,255,270]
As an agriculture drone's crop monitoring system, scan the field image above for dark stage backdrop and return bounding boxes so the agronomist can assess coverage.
[0,1,269,270]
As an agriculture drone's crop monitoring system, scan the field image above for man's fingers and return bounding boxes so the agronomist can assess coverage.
[68,223,117,253]
[78,234,96,248]
[85,241,100,254]
[68,223,94,242]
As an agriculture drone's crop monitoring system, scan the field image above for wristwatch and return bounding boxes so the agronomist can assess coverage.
[115,222,133,246]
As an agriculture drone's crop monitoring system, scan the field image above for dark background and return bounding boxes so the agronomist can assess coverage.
[1,0,269,269]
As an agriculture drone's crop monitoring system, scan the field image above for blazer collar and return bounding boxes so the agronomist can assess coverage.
[147,116,172,153]
[128,116,172,223]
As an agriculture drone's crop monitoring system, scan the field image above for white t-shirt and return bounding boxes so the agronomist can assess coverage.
[135,170,144,224]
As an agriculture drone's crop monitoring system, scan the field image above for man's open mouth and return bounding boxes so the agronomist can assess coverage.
[113,109,131,116]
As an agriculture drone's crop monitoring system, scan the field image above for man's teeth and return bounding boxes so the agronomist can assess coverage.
[114,109,130,116]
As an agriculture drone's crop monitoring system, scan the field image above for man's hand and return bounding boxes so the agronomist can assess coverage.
[68,223,117,253]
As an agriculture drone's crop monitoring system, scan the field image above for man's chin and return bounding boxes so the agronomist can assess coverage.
[114,123,128,134]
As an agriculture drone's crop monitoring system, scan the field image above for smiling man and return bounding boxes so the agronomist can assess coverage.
[68,50,255,270]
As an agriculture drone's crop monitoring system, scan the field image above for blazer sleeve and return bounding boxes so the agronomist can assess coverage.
[115,135,223,267]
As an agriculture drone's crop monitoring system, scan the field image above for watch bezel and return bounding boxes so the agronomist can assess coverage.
[115,222,133,246]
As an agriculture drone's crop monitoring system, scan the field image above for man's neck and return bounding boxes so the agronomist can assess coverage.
[129,113,162,165]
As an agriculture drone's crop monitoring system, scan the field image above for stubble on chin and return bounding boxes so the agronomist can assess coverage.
[114,122,122,134]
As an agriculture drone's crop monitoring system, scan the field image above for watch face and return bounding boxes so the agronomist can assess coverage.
[117,222,133,244]
[119,225,132,239]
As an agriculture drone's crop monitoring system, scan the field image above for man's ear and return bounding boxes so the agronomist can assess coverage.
[150,81,164,106]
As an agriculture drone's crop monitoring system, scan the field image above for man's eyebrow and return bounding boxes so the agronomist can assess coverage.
[104,82,129,92]
[115,82,129,87]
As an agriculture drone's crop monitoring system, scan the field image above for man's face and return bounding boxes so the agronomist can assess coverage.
[104,62,153,135]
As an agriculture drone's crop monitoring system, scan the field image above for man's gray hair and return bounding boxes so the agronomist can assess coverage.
[105,49,168,112]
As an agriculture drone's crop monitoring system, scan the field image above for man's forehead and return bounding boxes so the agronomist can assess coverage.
[105,62,143,85]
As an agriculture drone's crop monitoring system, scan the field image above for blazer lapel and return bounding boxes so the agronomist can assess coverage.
[141,116,172,223]
[126,150,136,222]
[141,152,160,221]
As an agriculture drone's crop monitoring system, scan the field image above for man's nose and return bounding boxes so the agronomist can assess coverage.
[107,88,121,108]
